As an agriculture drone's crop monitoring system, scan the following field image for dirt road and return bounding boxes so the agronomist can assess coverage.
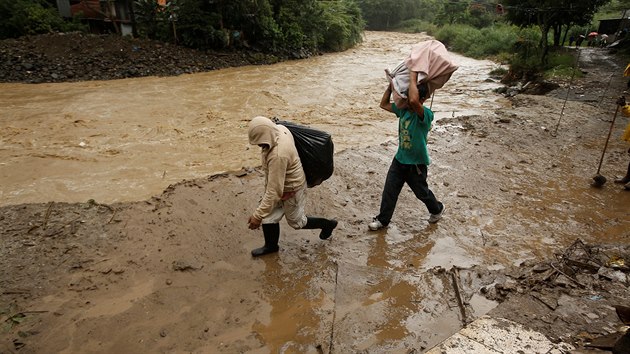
[1,34,629,353]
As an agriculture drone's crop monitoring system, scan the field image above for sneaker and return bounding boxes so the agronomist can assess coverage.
[368,218,385,231]
[428,205,445,224]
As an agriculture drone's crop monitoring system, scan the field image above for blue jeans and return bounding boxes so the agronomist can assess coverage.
[375,158,442,226]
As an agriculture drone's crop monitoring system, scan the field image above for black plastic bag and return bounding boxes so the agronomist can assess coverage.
[274,119,334,188]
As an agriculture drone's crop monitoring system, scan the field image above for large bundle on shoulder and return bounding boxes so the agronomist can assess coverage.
[274,119,334,188]
[386,40,459,107]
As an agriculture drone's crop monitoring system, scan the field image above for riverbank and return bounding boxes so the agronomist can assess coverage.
[0,32,281,83]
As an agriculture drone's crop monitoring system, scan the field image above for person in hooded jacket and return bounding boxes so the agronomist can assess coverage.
[247,116,338,256]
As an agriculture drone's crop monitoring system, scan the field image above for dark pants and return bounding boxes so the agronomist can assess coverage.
[376,158,442,226]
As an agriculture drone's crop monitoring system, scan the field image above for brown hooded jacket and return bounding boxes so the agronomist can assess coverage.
[248,116,306,221]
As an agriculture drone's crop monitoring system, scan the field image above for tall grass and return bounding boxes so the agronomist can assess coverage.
[434,23,519,59]
[543,51,583,80]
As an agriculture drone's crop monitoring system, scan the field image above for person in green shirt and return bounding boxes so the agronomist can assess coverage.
[368,81,444,231]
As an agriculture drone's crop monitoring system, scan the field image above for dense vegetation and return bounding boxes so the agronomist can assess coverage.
[132,0,364,55]
[0,0,85,38]
[2,0,628,77]
[0,0,364,57]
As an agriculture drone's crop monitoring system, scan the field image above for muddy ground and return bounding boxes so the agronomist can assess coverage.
[1,33,630,353]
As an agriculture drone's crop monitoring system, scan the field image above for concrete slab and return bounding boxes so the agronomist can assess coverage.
[426,316,575,354]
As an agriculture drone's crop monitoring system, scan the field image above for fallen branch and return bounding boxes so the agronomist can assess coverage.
[450,267,468,326]
[43,201,54,229]
[550,262,585,288]
[107,209,117,224]
[328,262,339,354]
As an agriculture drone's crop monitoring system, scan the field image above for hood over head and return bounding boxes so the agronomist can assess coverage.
[248,116,279,147]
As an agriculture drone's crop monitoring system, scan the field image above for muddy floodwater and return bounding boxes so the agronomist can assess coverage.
[0,31,507,206]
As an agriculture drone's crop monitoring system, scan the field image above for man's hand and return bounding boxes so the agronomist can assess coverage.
[248,215,261,230]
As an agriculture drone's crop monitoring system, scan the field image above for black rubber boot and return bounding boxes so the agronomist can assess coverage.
[614,162,630,184]
[303,217,338,240]
[613,331,630,354]
[251,223,280,257]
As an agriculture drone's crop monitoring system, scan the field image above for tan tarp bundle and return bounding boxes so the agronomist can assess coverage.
[386,40,459,108]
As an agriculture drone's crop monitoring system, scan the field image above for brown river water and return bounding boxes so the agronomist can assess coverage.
[0,31,507,206]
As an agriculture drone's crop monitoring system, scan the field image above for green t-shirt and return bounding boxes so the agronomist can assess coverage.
[392,103,434,165]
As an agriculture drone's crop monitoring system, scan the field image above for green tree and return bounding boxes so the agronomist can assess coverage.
[134,0,364,55]
[0,0,66,39]
[319,0,364,51]
[434,0,470,26]
[467,2,494,28]
[134,0,168,40]
[269,0,321,52]
[502,0,610,63]
[358,0,437,30]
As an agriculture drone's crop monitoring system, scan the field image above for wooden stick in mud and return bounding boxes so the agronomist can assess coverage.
[450,267,468,326]
[108,209,117,224]
[550,262,585,288]
[43,201,54,229]
[327,262,339,354]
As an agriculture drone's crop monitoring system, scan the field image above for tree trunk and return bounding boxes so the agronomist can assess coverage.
[540,22,551,65]
[127,0,137,37]
[561,24,570,47]
[107,0,121,34]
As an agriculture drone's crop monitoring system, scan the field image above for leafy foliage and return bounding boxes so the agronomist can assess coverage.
[501,0,610,62]
[435,23,519,59]
[358,0,440,30]
[506,26,544,71]
[319,0,364,52]
[433,0,499,29]
[503,0,609,29]
[132,0,363,54]
[434,0,470,26]
[0,0,84,39]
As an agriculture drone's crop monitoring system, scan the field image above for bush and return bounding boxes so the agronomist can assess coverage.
[543,51,582,80]
[507,27,544,72]
[489,67,508,78]
[479,25,519,56]
[319,0,364,52]
[139,0,364,54]
[0,0,77,39]
[435,23,519,59]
